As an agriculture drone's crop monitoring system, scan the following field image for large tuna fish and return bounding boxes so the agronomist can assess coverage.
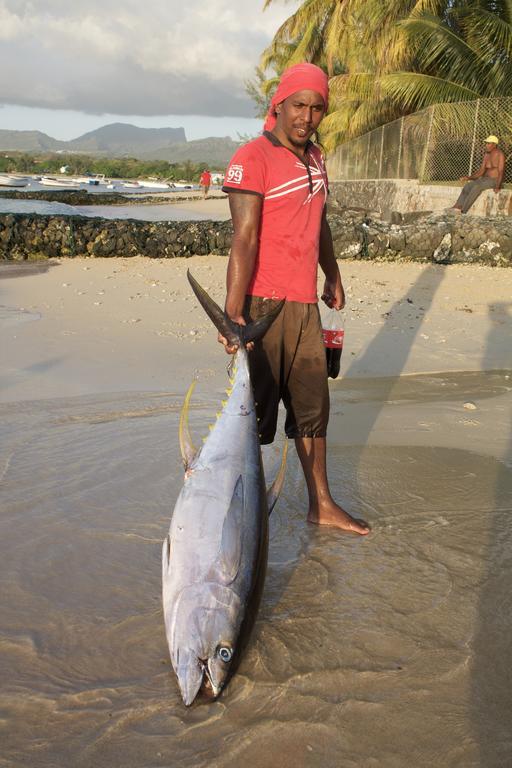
[162,271,286,706]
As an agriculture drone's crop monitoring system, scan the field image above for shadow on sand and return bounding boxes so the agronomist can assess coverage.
[0,357,65,394]
[267,263,447,608]
[471,302,512,766]
[0,259,60,279]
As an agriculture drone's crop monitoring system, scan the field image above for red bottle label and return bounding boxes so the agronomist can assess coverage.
[322,328,344,348]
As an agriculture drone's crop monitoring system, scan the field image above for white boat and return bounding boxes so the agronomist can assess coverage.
[40,176,81,189]
[121,181,140,189]
[136,180,171,190]
[72,176,100,186]
[0,175,29,187]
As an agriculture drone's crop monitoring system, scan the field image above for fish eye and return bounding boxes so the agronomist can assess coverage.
[218,646,233,663]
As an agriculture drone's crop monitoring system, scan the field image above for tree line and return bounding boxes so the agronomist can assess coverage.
[0,153,221,181]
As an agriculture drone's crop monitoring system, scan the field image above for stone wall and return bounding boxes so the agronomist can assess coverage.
[0,209,511,265]
[0,189,212,206]
[0,214,234,260]
[327,210,512,265]
[329,179,512,219]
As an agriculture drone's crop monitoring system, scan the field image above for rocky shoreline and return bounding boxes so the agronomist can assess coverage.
[0,208,511,265]
[0,189,222,206]
[328,208,512,265]
[0,214,233,259]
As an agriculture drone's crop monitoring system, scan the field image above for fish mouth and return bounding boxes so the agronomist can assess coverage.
[179,661,221,706]
[199,660,222,699]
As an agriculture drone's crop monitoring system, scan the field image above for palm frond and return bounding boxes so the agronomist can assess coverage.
[329,72,377,101]
[381,72,479,110]
[286,20,324,65]
[399,13,495,92]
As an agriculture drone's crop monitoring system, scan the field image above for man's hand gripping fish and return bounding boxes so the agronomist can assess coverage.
[162,271,287,706]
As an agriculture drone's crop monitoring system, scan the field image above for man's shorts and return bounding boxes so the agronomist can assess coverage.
[244,296,329,445]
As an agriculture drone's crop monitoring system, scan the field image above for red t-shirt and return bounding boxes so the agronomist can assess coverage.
[200,171,211,186]
[222,132,328,303]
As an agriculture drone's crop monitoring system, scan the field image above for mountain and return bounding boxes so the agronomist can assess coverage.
[138,136,242,165]
[67,122,186,154]
[0,122,186,157]
[0,129,66,152]
[0,123,241,165]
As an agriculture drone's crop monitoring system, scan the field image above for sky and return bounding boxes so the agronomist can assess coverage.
[0,0,297,141]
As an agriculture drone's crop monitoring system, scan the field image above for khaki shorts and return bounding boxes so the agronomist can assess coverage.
[244,296,329,445]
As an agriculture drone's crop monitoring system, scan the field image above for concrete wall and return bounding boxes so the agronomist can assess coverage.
[329,179,512,219]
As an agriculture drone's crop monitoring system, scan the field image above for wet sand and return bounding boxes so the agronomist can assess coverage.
[1,255,511,403]
[1,256,511,767]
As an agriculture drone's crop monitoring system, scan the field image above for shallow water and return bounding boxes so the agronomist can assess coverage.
[72,203,230,222]
[1,376,511,767]
[0,198,227,221]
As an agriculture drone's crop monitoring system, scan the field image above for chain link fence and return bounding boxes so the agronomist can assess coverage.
[326,97,512,185]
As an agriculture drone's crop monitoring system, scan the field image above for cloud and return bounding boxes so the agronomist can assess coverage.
[0,0,295,117]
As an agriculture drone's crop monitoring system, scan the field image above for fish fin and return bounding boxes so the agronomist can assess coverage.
[267,440,288,515]
[187,270,284,347]
[208,475,244,586]
[179,379,197,470]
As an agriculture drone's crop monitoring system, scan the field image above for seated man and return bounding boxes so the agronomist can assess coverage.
[451,135,505,213]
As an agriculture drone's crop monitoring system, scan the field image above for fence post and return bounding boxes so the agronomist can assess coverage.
[397,117,404,178]
[332,146,339,181]
[420,106,435,182]
[378,125,385,179]
[468,99,480,176]
[364,133,370,178]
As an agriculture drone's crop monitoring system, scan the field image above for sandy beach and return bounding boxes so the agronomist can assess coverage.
[1,245,512,766]
[1,251,511,405]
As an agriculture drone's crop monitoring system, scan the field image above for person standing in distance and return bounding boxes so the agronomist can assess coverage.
[199,168,212,199]
[220,63,370,535]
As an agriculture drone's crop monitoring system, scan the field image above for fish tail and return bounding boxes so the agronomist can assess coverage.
[187,270,284,347]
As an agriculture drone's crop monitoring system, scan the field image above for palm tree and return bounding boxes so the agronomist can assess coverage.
[256,0,512,150]
[253,0,354,147]
[245,0,345,121]
[382,2,512,109]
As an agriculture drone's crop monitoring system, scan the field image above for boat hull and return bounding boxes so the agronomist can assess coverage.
[0,176,28,187]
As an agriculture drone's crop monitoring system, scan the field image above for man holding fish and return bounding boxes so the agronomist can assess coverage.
[222,63,370,536]
[162,64,368,706]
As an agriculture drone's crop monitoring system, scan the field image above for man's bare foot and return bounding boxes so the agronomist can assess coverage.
[307,503,370,535]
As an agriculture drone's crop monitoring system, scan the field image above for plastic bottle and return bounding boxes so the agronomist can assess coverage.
[321,308,344,379]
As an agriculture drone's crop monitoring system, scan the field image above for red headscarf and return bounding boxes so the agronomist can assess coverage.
[263,63,329,132]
